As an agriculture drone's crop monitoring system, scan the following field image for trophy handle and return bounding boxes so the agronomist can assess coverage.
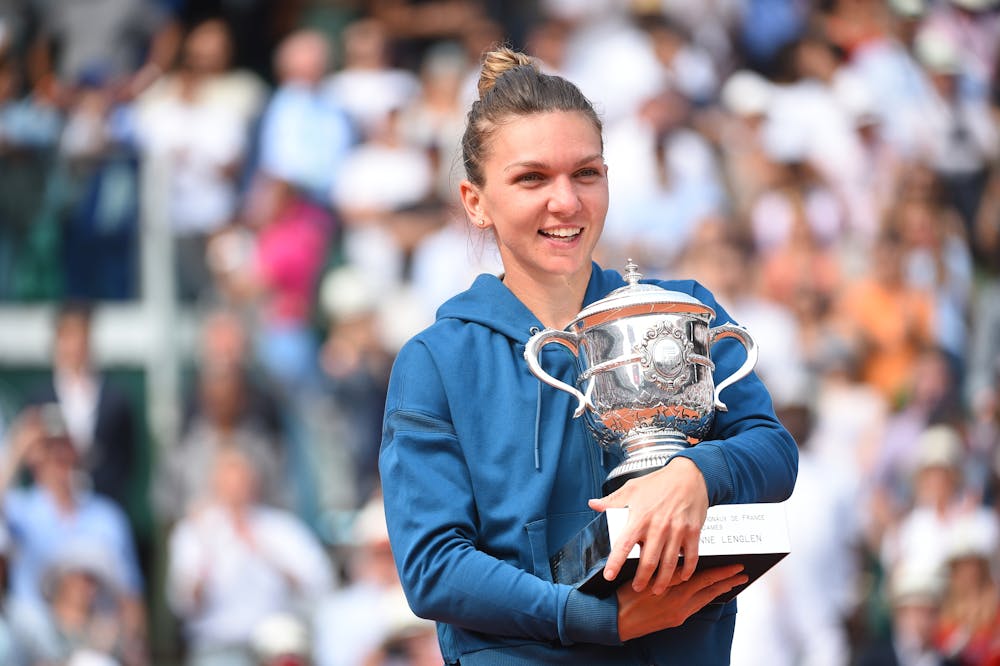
[708,324,758,412]
[524,328,593,418]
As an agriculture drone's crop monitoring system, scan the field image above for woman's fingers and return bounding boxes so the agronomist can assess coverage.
[687,569,749,610]
[679,527,701,581]
[602,529,636,582]
[631,528,669,592]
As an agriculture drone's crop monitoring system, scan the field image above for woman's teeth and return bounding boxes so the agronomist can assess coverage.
[541,228,581,239]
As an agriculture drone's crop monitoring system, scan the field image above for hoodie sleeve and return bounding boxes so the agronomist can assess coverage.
[669,282,799,506]
[379,338,621,648]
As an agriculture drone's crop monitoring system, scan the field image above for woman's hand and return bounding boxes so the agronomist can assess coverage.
[588,457,709,595]
[616,564,747,641]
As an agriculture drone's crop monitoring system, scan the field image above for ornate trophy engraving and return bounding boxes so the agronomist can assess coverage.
[523,260,757,494]
[524,261,789,598]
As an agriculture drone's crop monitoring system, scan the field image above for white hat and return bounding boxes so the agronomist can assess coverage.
[945,511,999,563]
[913,424,963,471]
[250,612,311,659]
[837,77,880,127]
[319,264,378,322]
[352,495,390,546]
[889,0,927,18]
[66,650,119,666]
[914,28,962,75]
[42,540,125,600]
[381,587,436,643]
[889,560,945,607]
[720,70,774,117]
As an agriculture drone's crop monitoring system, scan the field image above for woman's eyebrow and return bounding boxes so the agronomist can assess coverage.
[504,154,604,172]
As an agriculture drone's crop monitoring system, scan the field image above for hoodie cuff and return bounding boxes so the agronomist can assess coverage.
[672,442,733,506]
[561,588,621,646]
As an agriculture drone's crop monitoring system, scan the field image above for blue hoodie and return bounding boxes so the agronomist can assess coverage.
[379,264,798,665]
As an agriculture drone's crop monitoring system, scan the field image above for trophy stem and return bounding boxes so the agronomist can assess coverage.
[603,432,691,494]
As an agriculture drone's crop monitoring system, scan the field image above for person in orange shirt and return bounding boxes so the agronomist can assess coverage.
[835,230,935,404]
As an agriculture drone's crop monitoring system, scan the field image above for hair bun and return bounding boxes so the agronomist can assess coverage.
[477,47,537,99]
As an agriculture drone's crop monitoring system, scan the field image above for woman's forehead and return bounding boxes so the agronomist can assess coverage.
[486,111,603,166]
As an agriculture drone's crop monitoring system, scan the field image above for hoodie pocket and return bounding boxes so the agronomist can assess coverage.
[524,511,600,583]
[524,518,553,582]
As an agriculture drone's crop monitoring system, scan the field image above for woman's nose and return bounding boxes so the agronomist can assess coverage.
[547,176,582,216]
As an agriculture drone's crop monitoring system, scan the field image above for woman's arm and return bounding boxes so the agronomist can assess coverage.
[380,339,621,646]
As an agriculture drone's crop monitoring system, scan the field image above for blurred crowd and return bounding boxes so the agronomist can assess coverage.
[0,0,999,664]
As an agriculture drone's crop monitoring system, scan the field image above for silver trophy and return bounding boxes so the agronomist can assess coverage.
[524,263,789,597]
[524,260,757,494]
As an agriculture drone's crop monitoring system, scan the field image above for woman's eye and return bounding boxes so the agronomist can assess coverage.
[516,172,544,183]
[575,168,601,178]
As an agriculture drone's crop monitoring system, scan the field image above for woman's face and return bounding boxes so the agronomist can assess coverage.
[462,111,608,288]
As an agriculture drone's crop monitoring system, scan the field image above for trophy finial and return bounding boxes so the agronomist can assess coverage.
[624,259,642,285]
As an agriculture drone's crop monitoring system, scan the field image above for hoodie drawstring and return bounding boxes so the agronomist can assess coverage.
[529,326,542,471]
[533,380,542,471]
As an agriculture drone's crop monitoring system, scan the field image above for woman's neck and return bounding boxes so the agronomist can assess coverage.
[502,266,591,330]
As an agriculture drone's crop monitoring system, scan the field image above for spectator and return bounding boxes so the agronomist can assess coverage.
[157,359,287,523]
[397,40,470,204]
[256,29,354,206]
[332,104,437,298]
[880,425,997,583]
[181,308,285,445]
[712,68,780,222]
[313,493,440,666]
[601,89,725,275]
[912,26,999,232]
[133,18,268,303]
[854,561,951,666]
[323,18,419,140]
[637,13,719,106]
[834,231,936,403]
[731,394,858,666]
[888,194,973,365]
[368,0,486,71]
[807,344,889,546]
[682,231,809,406]
[26,0,181,101]
[166,446,332,666]
[9,541,142,666]
[0,404,146,660]
[875,346,965,510]
[213,174,334,392]
[317,265,393,510]
[935,513,1000,664]
[27,301,138,516]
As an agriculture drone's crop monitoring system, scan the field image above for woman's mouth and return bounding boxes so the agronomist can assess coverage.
[539,227,582,240]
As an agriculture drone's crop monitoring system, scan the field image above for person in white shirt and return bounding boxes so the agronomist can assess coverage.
[167,446,332,666]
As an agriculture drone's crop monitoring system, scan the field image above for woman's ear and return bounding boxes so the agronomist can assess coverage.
[459,179,489,229]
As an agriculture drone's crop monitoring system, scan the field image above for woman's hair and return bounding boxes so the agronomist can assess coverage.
[461,46,602,186]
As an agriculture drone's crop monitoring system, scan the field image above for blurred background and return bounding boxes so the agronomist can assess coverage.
[0,0,998,664]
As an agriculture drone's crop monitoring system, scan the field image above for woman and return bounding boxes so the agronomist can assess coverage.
[379,47,798,665]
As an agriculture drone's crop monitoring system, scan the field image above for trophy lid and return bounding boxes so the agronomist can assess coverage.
[572,260,715,328]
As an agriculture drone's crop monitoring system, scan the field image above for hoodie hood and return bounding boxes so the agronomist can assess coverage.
[435,263,629,341]
[433,263,635,473]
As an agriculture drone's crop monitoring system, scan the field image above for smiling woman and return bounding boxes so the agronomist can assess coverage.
[378,46,798,666]
[459,110,608,321]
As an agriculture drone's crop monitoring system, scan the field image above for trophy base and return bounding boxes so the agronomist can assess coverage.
[603,438,688,494]
[549,503,790,602]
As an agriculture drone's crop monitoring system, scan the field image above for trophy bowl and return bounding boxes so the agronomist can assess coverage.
[524,261,757,493]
